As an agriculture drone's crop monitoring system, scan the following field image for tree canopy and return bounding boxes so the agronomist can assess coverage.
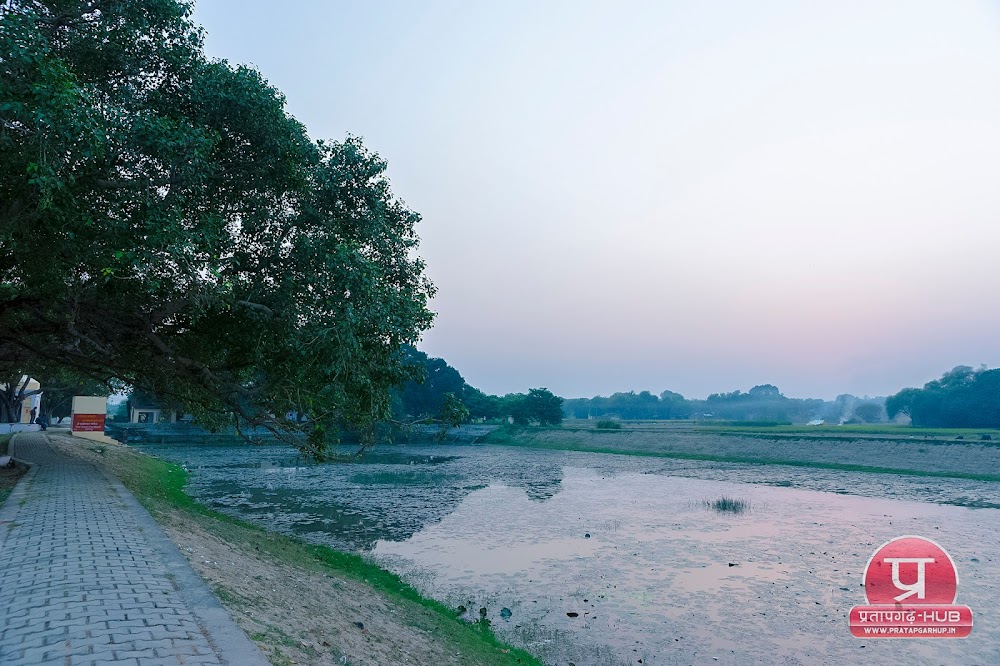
[886,366,1000,428]
[0,0,434,455]
[852,402,883,424]
[507,388,564,426]
[389,347,565,427]
[391,346,466,422]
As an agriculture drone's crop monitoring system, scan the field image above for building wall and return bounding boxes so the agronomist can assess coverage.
[131,408,162,424]
[19,381,41,423]
[10,377,42,423]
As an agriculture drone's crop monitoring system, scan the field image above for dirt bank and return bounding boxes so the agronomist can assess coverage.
[0,433,27,504]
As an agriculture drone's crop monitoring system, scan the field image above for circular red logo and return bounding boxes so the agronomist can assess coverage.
[863,536,958,605]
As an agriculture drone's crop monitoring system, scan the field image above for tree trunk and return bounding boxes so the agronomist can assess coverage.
[0,389,21,424]
[0,376,41,424]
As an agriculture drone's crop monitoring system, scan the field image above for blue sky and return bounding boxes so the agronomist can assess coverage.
[192,1,1000,399]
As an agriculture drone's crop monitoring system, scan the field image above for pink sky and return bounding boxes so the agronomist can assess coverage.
[194,1,1000,398]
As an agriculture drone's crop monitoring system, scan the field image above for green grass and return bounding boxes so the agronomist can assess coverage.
[698,423,1000,438]
[710,420,791,427]
[483,427,1000,483]
[560,420,1000,439]
[113,448,541,666]
[705,431,1000,446]
[247,621,315,662]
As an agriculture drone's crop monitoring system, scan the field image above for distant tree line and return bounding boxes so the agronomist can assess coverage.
[564,385,886,425]
[391,347,563,426]
[886,366,1000,428]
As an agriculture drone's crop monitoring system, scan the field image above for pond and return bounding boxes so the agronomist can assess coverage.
[140,442,1000,665]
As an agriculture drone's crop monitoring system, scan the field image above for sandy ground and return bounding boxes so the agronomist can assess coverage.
[156,509,469,666]
[49,435,509,666]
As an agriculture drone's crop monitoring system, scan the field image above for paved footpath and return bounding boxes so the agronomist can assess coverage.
[0,432,268,666]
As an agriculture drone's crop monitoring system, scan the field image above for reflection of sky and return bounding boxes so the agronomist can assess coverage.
[153,441,1000,551]
[192,1,1000,399]
[373,467,1000,665]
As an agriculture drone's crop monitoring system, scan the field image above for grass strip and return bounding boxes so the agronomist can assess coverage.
[484,430,1000,483]
[558,422,1000,438]
[699,424,1000,437]
[704,432,1000,446]
[109,445,540,666]
[0,433,20,504]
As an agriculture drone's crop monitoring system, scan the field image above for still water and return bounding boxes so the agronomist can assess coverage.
[141,443,1000,665]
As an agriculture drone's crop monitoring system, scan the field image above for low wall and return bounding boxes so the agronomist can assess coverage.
[0,424,41,435]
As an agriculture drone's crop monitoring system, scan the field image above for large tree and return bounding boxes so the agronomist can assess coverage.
[852,402,883,424]
[391,346,467,421]
[0,1,434,456]
[886,366,1000,428]
[508,388,563,426]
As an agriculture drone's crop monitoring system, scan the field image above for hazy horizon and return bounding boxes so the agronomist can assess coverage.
[192,1,1000,401]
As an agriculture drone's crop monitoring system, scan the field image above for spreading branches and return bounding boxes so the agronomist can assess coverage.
[1,0,435,456]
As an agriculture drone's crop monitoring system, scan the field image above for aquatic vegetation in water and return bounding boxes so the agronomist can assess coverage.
[349,471,457,486]
[705,496,751,514]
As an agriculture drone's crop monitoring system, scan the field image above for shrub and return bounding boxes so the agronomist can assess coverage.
[595,420,622,430]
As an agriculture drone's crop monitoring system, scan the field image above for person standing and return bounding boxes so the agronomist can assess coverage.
[29,406,37,424]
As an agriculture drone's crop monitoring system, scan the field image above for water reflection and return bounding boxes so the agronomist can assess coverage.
[147,444,566,550]
[141,442,1000,665]
[373,469,1000,666]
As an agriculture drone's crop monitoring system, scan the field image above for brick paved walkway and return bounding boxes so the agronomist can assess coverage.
[0,432,267,665]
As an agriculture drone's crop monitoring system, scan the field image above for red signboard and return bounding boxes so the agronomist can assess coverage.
[72,413,105,432]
